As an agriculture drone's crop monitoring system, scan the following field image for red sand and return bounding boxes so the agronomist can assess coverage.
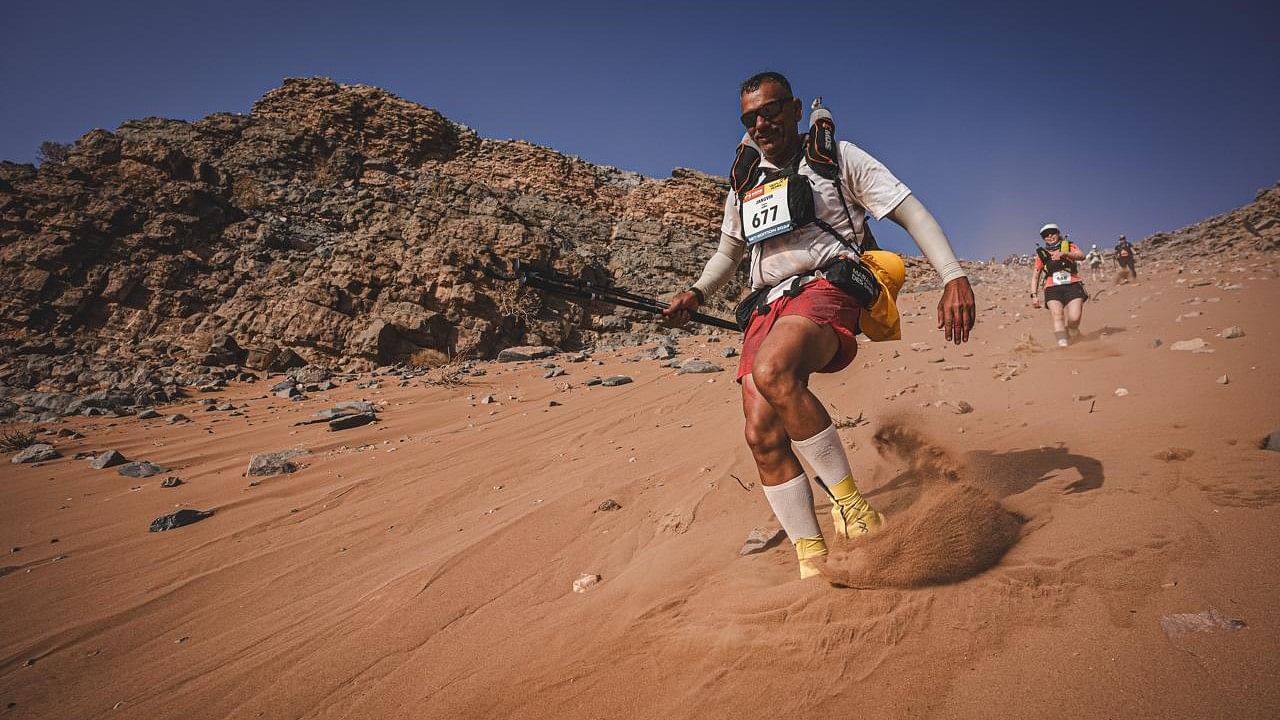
[2,259,1278,719]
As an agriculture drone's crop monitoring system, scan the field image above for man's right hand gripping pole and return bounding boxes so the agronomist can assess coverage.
[663,289,701,327]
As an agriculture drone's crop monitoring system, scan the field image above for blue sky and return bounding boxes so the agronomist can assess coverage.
[3,0,1277,260]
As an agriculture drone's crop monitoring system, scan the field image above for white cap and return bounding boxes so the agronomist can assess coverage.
[1039,223,1060,235]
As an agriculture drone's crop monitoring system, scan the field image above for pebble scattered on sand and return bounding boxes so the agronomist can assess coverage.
[149,509,214,533]
[572,573,601,593]
[1159,609,1245,639]
[1154,448,1195,462]
[677,360,723,374]
[89,449,127,469]
[11,444,59,464]
[329,413,375,431]
[118,461,166,478]
[247,451,305,477]
[739,527,785,555]
[1261,431,1280,452]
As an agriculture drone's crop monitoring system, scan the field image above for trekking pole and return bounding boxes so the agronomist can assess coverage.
[513,262,737,331]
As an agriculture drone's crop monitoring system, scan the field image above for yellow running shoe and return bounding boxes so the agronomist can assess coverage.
[825,475,886,540]
[831,503,885,539]
[795,536,829,580]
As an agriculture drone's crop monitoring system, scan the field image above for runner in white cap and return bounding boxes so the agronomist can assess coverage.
[1031,223,1088,347]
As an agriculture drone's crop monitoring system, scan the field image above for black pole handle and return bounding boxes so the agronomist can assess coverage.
[515,263,737,331]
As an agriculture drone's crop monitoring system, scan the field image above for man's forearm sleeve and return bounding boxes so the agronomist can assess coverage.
[691,232,745,298]
[889,195,966,285]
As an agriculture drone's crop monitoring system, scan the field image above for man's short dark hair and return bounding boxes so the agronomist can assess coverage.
[740,71,792,96]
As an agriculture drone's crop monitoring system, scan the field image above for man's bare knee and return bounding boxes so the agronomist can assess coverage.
[753,358,804,404]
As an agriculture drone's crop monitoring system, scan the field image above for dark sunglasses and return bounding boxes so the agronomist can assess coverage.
[740,97,792,128]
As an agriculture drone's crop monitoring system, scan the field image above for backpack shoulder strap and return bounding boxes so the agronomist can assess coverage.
[730,133,762,202]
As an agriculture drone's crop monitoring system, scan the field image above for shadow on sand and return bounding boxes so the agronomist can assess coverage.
[865,422,1105,512]
[964,445,1105,496]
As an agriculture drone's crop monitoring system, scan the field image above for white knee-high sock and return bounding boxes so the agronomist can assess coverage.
[761,472,822,542]
[792,423,854,492]
[793,423,874,512]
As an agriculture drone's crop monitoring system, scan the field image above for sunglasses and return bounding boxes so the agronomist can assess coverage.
[740,97,792,128]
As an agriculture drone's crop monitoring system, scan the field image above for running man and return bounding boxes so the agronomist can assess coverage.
[1085,244,1104,282]
[1114,235,1138,279]
[663,71,975,579]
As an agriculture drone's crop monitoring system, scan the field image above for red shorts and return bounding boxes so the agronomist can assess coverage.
[736,278,861,382]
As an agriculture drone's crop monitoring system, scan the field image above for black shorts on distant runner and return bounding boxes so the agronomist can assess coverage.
[1044,282,1088,305]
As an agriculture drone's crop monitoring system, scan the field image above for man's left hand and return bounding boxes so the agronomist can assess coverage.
[937,277,976,344]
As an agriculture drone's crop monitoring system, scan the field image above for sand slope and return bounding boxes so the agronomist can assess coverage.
[2,259,1278,719]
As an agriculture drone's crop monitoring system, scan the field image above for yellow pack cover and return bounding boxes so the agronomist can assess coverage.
[859,251,905,341]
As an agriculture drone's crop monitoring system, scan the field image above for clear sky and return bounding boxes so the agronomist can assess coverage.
[3,0,1277,260]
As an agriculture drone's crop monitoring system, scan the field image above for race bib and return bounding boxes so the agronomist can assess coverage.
[1052,270,1072,285]
[742,178,794,245]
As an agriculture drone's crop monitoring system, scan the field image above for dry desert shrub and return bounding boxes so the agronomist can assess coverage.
[420,340,478,387]
[37,141,72,166]
[492,282,541,328]
[0,427,39,452]
[409,348,449,369]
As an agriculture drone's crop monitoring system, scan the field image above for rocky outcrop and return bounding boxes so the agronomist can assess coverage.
[1141,183,1280,258]
[0,78,740,406]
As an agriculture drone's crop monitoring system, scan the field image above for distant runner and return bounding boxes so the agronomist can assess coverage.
[1085,244,1104,282]
[1031,223,1088,347]
[664,71,975,579]
[1114,235,1138,279]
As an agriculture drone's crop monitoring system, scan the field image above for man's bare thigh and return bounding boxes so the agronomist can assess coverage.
[754,315,841,378]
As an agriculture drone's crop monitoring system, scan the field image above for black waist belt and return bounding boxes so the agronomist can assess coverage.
[733,258,880,331]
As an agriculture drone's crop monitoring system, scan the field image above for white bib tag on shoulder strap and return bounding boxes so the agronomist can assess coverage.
[742,178,794,245]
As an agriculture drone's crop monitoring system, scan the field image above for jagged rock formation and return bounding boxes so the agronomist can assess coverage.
[0,78,740,412]
[1,77,1271,420]
[1141,183,1280,258]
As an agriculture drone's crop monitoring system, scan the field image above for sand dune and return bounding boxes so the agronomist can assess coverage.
[2,258,1278,719]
